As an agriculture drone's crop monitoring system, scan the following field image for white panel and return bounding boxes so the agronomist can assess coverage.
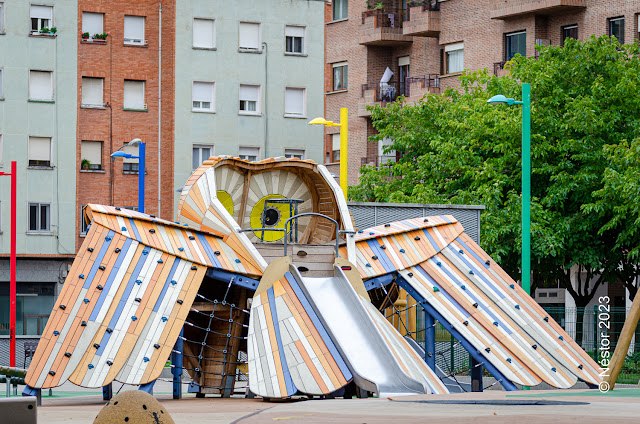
[81,141,102,165]
[239,84,259,101]
[285,25,305,37]
[332,61,348,68]
[445,42,464,52]
[30,71,52,100]
[193,18,215,48]
[239,22,260,49]
[192,81,213,102]
[332,133,340,151]
[398,56,410,67]
[82,12,103,34]
[122,145,139,164]
[29,137,51,161]
[124,15,145,41]
[284,87,305,115]
[124,80,145,109]
[239,146,259,159]
[82,77,103,106]
[30,5,52,19]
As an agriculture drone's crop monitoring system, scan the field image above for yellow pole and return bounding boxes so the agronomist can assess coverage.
[340,107,348,201]
[605,293,640,390]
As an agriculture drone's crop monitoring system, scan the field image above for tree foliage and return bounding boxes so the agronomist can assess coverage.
[351,36,640,305]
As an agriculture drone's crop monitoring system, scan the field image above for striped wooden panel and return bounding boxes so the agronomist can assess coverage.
[89,207,263,279]
[352,216,602,388]
[25,221,207,389]
[248,273,352,397]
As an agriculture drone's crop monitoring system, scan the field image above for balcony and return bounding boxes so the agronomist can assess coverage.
[405,74,440,102]
[358,76,440,116]
[403,1,441,37]
[490,0,586,20]
[359,10,413,46]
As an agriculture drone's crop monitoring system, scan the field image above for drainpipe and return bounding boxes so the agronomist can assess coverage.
[262,41,268,158]
[158,4,162,217]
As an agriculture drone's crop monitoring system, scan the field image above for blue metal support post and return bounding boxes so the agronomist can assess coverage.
[138,142,145,214]
[424,310,436,371]
[102,383,112,400]
[172,328,184,399]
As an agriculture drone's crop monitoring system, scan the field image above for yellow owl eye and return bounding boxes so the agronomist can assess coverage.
[216,190,234,216]
[250,194,292,242]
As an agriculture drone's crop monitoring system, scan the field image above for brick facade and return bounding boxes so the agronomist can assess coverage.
[325,0,640,187]
[76,0,175,250]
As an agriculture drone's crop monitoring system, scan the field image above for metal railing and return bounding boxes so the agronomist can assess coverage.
[361,155,399,167]
[361,81,408,102]
[361,9,403,28]
[406,74,440,92]
[407,0,440,12]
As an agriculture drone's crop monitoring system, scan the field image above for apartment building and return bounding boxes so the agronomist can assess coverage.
[324,0,640,185]
[0,0,77,345]
[76,0,176,251]
[173,0,325,210]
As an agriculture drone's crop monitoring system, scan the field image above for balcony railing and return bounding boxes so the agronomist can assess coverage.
[361,81,408,103]
[407,0,440,19]
[362,9,403,28]
[361,155,399,167]
[406,74,440,94]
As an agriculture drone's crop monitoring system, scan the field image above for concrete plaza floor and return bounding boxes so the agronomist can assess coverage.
[32,382,640,424]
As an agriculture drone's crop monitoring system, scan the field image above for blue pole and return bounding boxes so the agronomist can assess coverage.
[172,328,184,399]
[424,310,436,371]
[138,142,145,214]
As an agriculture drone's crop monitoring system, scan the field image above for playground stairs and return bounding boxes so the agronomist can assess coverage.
[255,243,336,277]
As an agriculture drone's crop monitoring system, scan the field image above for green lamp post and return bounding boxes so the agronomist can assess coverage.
[487,83,531,295]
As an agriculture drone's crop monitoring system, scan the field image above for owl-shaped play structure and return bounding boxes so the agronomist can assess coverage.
[23,157,602,399]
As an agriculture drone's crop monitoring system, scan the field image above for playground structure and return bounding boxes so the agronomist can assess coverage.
[22,157,602,400]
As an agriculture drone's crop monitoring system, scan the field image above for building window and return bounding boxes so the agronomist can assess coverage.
[122,145,139,173]
[284,149,305,160]
[331,134,340,162]
[28,202,50,232]
[444,42,464,74]
[193,18,215,49]
[124,80,145,110]
[30,5,53,34]
[29,70,53,101]
[82,12,103,40]
[239,147,259,162]
[333,0,348,21]
[239,22,261,51]
[192,81,215,112]
[505,31,526,61]
[609,17,625,43]
[332,62,348,91]
[81,77,104,107]
[192,145,213,170]
[124,15,145,45]
[562,25,578,44]
[285,26,305,54]
[239,84,261,114]
[284,87,306,117]
[80,204,89,235]
[28,136,51,167]
[81,140,102,170]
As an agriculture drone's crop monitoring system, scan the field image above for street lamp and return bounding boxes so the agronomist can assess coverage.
[0,161,17,367]
[309,108,348,201]
[487,83,531,295]
[111,138,145,213]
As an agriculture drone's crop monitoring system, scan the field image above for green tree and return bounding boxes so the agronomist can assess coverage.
[352,36,640,341]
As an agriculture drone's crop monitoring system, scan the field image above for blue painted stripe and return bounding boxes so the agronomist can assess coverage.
[128,218,142,242]
[455,237,490,269]
[284,272,352,380]
[153,259,181,313]
[422,228,441,254]
[366,240,395,273]
[97,247,150,353]
[267,287,296,396]
[89,238,134,321]
[446,246,505,300]
[399,220,421,230]
[414,264,470,318]
[439,215,454,224]
[196,233,222,268]
[430,257,511,335]
[83,230,116,289]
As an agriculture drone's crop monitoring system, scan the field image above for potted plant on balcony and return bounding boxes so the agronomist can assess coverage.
[82,32,90,40]
[81,159,91,170]
[93,32,108,43]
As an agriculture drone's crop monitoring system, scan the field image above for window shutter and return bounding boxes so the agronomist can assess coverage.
[124,80,145,109]
[239,85,259,102]
[30,71,52,100]
[239,146,259,159]
[81,141,102,165]
[193,18,214,48]
[124,15,144,41]
[122,145,139,163]
[398,56,410,67]
[82,12,103,34]
[332,134,341,151]
[239,22,260,49]
[82,77,103,105]
[29,137,51,161]
[193,82,213,102]
[285,26,305,38]
[30,5,52,19]
[445,42,464,52]
[285,88,304,115]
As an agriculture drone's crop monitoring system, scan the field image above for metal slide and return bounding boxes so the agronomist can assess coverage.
[290,265,446,397]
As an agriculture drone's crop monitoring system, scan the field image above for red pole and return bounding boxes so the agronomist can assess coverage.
[10,160,16,368]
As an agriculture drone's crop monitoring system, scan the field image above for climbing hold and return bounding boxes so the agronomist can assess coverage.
[88,364,94,369]
[105,236,112,241]
[214,251,221,255]
[372,255,378,260]
[106,328,113,333]
[79,274,85,279]
[551,367,557,372]
[578,364,583,370]
[53,330,60,336]
[149,229,156,234]
[191,266,197,270]
[135,298,141,302]
[485,260,490,266]
[463,321,469,326]
[366,263,372,267]
[157,259,163,264]
[509,284,515,289]
[49,371,56,376]
[543,316,549,322]
[459,249,464,254]
[162,317,168,322]
[493,322,499,326]
[515,304,520,309]
[136,279,142,285]
[235,259,241,263]
[473,303,479,308]
[532,344,538,350]
[485,347,491,353]
[93,343,100,349]
[115,207,121,211]
[142,250,148,255]
[143,357,149,363]
[384,224,391,227]
[178,247,184,251]
[188,235,195,240]
[414,236,421,241]
[64,352,72,358]
[177,299,183,305]
[380,245,386,250]
[369,232,374,235]
[83,298,90,304]
[469,270,474,275]
[461,285,466,290]
[97,285,103,290]
[559,336,564,341]
[99,265,106,271]
[506,358,512,363]
[115,248,121,253]
[60,305,66,310]
[87,247,94,252]
[154,344,160,349]
[433,287,440,293]
[81,321,87,327]
[106,360,113,366]
[399,249,405,253]
[358,230,363,234]
[423,218,429,223]
[131,316,137,321]
[170,280,177,286]
[407,272,413,277]
[436,262,441,266]
[150,214,156,218]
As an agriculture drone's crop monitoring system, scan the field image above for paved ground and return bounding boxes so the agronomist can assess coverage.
[30,385,640,424]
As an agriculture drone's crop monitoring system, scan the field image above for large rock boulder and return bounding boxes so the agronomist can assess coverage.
[94,390,175,424]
